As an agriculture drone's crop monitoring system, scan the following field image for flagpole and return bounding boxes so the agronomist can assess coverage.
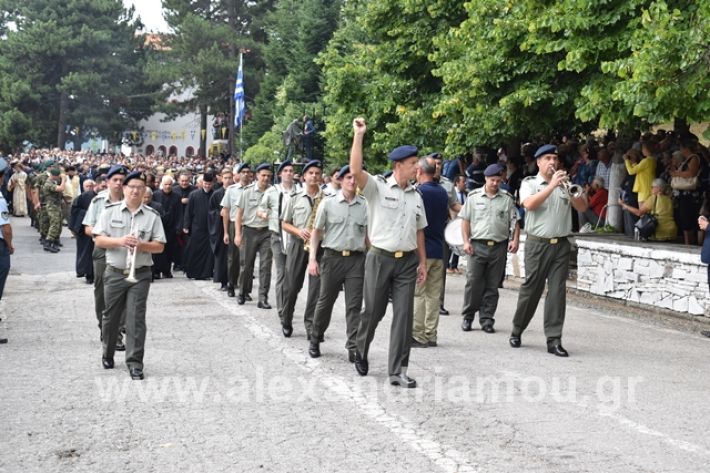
[234,50,246,161]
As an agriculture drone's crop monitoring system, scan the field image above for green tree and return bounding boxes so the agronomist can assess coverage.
[0,0,158,150]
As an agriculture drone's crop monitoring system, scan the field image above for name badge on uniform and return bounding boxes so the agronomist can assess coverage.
[111,219,125,228]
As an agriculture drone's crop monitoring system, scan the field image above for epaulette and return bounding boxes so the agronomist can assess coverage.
[104,201,120,208]
[244,182,256,189]
[467,187,484,197]
[521,175,536,182]
[142,204,160,216]
[376,174,387,183]
[499,189,514,199]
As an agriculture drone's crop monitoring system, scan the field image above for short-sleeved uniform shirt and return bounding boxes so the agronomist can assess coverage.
[92,202,167,269]
[460,187,519,242]
[314,190,368,252]
[519,174,572,238]
[283,189,322,229]
[361,174,427,252]
[220,183,245,222]
[237,183,269,229]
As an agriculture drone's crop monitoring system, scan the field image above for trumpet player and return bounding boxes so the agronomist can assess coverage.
[93,171,166,380]
[280,159,323,339]
[510,145,588,357]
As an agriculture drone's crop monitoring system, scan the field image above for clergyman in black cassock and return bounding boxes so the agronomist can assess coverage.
[183,175,215,280]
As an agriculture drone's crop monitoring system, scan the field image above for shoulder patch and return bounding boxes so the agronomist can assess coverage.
[376,175,387,183]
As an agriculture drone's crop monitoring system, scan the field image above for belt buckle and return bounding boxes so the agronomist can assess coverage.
[342,250,351,256]
[394,251,403,258]
[487,241,495,246]
[550,238,558,244]
[122,269,130,275]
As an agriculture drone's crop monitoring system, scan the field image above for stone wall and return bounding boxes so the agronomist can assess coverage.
[505,235,709,316]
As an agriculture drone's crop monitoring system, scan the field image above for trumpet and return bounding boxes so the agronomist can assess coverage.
[126,214,139,283]
[562,179,584,198]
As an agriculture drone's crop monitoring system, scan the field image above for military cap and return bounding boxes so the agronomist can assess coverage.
[383,170,393,179]
[337,165,351,179]
[255,162,272,173]
[107,164,128,179]
[277,160,293,174]
[302,159,323,173]
[235,162,251,174]
[388,145,418,161]
[50,167,61,176]
[534,144,558,159]
[203,172,215,182]
[123,170,146,186]
[484,163,504,177]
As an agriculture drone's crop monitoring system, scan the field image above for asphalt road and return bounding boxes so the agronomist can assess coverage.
[1,217,709,473]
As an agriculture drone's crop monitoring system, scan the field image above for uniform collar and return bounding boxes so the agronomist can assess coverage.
[119,201,145,214]
[336,189,360,204]
[386,175,415,192]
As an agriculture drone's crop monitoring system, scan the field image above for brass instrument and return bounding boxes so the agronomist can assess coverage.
[303,192,323,252]
[125,213,139,283]
[562,178,584,198]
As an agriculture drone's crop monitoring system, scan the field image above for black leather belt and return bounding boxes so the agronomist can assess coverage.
[324,248,364,257]
[370,247,414,259]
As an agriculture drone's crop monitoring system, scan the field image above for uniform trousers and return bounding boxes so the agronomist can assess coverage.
[511,236,570,345]
[270,232,287,318]
[311,250,365,350]
[413,258,444,344]
[240,226,272,301]
[282,238,321,337]
[356,249,418,376]
[93,247,124,339]
[227,222,248,292]
[462,241,508,327]
[102,266,152,369]
[0,239,10,300]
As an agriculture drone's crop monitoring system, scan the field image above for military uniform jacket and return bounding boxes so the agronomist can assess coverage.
[92,202,167,270]
[519,174,572,238]
[237,183,270,229]
[460,187,519,242]
[42,178,63,207]
[314,191,368,252]
[259,183,300,234]
[82,190,113,228]
[361,173,427,252]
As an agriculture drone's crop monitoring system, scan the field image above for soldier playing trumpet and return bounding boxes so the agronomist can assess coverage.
[93,171,166,380]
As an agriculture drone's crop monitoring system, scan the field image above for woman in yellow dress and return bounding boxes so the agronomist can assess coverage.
[8,161,27,217]
[619,178,677,241]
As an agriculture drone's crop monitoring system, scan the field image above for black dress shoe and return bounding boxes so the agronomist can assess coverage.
[163,271,173,279]
[439,306,450,316]
[282,324,293,338]
[102,357,114,369]
[509,335,521,348]
[354,352,368,376]
[257,301,272,309]
[129,367,144,380]
[482,325,496,334]
[76,273,85,278]
[461,319,473,332]
[153,272,162,280]
[115,340,126,351]
[237,294,245,305]
[547,343,569,357]
[220,284,228,291]
[227,284,235,297]
[308,341,321,358]
[347,349,356,363]
[411,338,428,348]
[85,277,94,284]
[428,341,437,347]
[245,294,253,302]
[389,373,417,388]
[0,337,7,344]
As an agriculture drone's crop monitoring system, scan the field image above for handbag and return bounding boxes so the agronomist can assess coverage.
[671,155,700,190]
[634,196,658,240]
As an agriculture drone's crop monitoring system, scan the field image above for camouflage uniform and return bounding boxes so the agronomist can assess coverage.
[42,176,63,252]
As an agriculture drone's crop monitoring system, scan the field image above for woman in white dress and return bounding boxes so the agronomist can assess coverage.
[8,161,28,217]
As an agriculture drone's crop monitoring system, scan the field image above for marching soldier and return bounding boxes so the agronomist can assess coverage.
[510,145,588,357]
[349,118,428,388]
[93,171,166,380]
[307,165,368,361]
[235,163,273,307]
[220,163,252,298]
[258,160,301,322]
[83,165,127,347]
[42,167,67,253]
[280,160,324,339]
[460,164,520,333]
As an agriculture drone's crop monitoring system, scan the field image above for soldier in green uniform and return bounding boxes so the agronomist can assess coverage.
[83,165,127,346]
[34,165,50,247]
[307,165,368,361]
[281,160,324,339]
[42,167,67,253]
[350,118,428,388]
[460,164,520,333]
[235,163,273,307]
[93,171,166,380]
[510,145,588,357]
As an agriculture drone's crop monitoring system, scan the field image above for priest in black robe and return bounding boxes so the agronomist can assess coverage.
[209,169,233,289]
[183,173,214,279]
[173,172,196,271]
[69,178,99,284]
[152,175,182,278]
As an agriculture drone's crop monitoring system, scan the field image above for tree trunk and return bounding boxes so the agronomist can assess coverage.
[56,91,69,149]
[199,104,208,158]
[674,117,690,136]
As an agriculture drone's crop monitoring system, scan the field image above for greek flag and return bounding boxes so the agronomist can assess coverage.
[234,55,245,127]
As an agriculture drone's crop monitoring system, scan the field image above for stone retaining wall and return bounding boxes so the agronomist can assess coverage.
[505,235,709,316]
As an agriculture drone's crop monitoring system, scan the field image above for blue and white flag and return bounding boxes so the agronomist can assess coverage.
[234,55,246,128]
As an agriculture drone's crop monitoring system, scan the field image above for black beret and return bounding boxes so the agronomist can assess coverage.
[337,165,350,179]
[236,163,251,173]
[277,160,293,174]
[388,145,418,161]
[255,162,272,173]
[107,165,128,179]
[302,159,323,173]
[484,164,504,177]
[123,171,146,186]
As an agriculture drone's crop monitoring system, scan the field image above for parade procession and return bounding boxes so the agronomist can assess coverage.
[1,1,710,472]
